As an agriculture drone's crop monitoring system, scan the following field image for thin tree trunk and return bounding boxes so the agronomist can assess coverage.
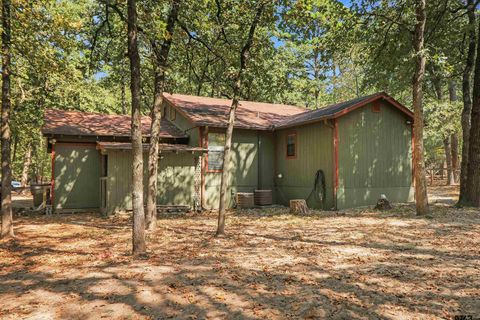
[11,135,17,164]
[127,0,146,255]
[146,0,180,231]
[466,15,480,206]
[121,77,127,115]
[216,3,264,236]
[1,0,13,239]
[449,81,460,184]
[20,143,32,194]
[459,0,476,205]
[431,70,454,185]
[412,0,429,215]
[451,133,459,183]
[443,137,454,185]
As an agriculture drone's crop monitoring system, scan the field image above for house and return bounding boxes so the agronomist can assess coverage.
[41,92,414,214]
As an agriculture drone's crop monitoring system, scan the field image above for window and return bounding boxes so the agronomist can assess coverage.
[286,133,297,158]
[372,101,381,113]
[208,132,225,171]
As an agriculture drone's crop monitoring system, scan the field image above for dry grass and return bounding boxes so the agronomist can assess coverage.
[1,187,479,319]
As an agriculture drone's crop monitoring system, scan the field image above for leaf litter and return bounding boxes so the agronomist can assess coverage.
[0,186,479,319]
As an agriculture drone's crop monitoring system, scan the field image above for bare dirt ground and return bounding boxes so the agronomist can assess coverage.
[1,186,479,319]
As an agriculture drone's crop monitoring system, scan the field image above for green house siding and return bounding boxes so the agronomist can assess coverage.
[275,123,334,210]
[258,132,275,192]
[164,101,200,147]
[203,129,275,209]
[336,103,413,209]
[53,143,101,209]
[105,151,197,214]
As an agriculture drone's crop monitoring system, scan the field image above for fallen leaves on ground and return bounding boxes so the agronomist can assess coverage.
[0,186,479,319]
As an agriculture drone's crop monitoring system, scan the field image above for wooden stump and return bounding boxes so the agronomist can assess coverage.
[290,199,309,214]
[374,195,393,210]
[374,199,392,210]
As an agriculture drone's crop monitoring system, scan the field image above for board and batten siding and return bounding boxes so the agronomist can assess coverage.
[336,102,414,209]
[163,100,200,146]
[164,106,276,210]
[105,151,196,214]
[275,123,335,210]
[53,143,101,209]
[203,129,275,209]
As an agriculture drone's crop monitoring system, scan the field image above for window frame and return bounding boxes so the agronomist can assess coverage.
[286,132,297,159]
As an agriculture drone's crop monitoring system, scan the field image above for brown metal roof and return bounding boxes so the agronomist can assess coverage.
[163,93,306,130]
[276,92,414,129]
[42,109,187,138]
[96,142,207,153]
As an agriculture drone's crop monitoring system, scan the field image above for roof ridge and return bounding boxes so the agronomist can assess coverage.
[163,92,306,110]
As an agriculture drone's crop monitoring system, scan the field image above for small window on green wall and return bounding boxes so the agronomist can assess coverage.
[286,133,297,159]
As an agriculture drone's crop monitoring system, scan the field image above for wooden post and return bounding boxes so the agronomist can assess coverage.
[290,199,309,214]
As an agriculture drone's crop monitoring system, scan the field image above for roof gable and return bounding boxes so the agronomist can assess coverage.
[276,92,413,129]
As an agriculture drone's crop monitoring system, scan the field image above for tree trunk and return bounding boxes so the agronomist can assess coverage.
[127,0,146,255]
[443,137,454,185]
[459,0,476,205]
[449,81,460,184]
[412,0,429,215]
[1,0,13,239]
[146,0,180,231]
[121,77,127,115]
[466,15,480,206]
[216,3,264,236]
[11,134,17,164]
[20,143,32,193]
[451,133,459,183]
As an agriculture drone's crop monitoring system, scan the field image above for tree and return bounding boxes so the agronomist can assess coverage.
[1,0,14,239]
[20,143,32,189]
[449,81,460,184]
[459,0,476,204]
[412,0,429,214]
[277,0,355,108]
[465,10,480,206]
[146,0,181,231]
[216,2,265,236]
[429,67,455,185]
[127,0,146,255]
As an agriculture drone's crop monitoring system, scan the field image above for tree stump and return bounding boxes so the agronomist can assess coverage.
[374,194,393,210]
[290,199,309,214]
